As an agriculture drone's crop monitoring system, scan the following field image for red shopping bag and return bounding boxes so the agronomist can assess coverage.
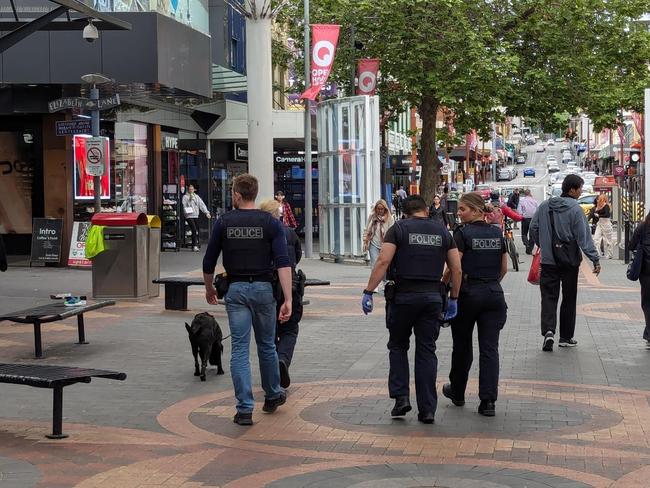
[527,248,541,285]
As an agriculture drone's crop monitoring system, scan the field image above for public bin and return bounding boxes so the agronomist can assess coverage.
[147,215,161,298]
[91,212,149,299]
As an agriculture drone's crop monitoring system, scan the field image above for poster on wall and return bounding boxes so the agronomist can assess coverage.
[68,221,92,267]
[30,218,63,264]
[73,135,111,200]
[0,132,35,234]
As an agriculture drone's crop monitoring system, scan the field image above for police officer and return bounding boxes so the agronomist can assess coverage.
[442,192,508,417]
[203,174,293,426]
[259,199,303,388]
[362,195,462,424]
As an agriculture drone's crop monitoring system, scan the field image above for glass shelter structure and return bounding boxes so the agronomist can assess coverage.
[317,96,381,261]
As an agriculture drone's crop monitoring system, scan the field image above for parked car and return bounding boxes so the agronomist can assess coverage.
[578,193,598,216]
[523,167,536,177]
[546,155,557,164]
[548,164,560,173]
[475,184,493,200]
[497,168,513,181]
[507,166,518,178]
[537,145,546,152]
[516,155,526,164]
[547,139,555,146]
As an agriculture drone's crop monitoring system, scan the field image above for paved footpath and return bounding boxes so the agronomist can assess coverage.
[1,249,649,487]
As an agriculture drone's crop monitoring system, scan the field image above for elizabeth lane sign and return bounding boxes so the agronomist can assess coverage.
[48,94,121,113]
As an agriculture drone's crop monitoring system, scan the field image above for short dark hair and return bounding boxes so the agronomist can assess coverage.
[275,190,285,197]
[402,195,427,216]
[561,174,584,195]
[233,174,259,201]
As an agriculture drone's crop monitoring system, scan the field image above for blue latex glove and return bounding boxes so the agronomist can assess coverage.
[443,298,458,321]
[361,292,374,315]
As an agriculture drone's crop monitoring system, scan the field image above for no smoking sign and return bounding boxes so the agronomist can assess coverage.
[85,136,108,176]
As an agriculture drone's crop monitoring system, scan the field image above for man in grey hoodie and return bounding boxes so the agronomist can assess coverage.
[529,174,601,352]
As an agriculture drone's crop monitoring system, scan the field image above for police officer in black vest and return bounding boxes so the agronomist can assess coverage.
[259,198,303,389]
[363,195,462,424]
[442,192,508,417]
[203,174,293,426]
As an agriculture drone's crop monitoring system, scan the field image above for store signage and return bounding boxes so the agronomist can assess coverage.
[393,167,410,176]
[55,119,92,136]
[163,135,178,150]
[85,136,108,176]
[234,143,248,161]
[73,135,110,200]
[274,153,318,165]
[48,94,120,113]
[30,218,63,264]
[614,165,625,177]
[68,221,92,267]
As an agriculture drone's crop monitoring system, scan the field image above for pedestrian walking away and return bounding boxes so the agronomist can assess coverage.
[429,195,450,229]
[260,198,304,388]
[363,199,394,290]
[593,194,615,259]
[529,174,601,352]
[202,174,293,426]
[485,191,524,230]
[507,189,521,229]
[518,189,539,254]
[442,192,508,417]
[182,184,211,251]
[361,195,462,424]
[275,190,297,229]
[630,215,650,347]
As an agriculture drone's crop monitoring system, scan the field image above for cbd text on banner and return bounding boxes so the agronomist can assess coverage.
[300,24,341,101]
[356,59,380,96]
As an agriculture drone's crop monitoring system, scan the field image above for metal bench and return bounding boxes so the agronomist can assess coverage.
[154,277,331,311]
[0,363,126,439]
[0,300,116,358]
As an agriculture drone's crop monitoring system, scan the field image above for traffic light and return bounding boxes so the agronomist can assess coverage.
[629,149,641,170]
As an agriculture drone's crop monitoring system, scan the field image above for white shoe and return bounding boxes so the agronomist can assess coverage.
[193,246,200,252]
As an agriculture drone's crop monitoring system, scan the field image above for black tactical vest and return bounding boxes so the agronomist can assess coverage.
[284,226,298,269]
[456,222,504,280]
[390,217,448,283]
[220,210,275,276]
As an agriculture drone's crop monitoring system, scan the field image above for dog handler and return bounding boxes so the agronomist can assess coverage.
[203,174,293,426]
[362,195,462,424]
[259,199,303,388]
[442,192,508,417]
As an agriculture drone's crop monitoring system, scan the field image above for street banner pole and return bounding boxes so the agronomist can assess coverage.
[643,88,650,213]
[304,0,313,258]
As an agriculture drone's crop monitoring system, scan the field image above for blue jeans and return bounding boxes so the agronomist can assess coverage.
[224,281,283,413]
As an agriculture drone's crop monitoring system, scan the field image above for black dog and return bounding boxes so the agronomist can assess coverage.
[185,312,225,381]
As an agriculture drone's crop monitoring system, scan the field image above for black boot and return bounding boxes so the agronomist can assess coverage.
[390,396,412,417]
[478,400,495,417]
[442,383,465,406]
[417,411,435,424]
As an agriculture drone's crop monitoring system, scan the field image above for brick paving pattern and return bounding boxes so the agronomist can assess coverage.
[1,252,649,487]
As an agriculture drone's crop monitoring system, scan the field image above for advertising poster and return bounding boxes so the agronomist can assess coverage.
[68,221,92,267]
[73,135,110,200]
[30,218,63,263]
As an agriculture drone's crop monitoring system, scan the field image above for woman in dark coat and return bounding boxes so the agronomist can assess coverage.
[630,213,650,347]
[429,195,449,228]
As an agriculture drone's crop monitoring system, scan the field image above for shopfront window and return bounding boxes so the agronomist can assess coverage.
[0,131,38,234]
[114,122,149,213]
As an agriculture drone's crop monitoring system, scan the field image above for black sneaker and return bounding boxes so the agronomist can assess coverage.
[478,400,495,417]
[442,383,465,406]
[233,412,253,425]
[262,392,286,413]
[542,331,554,352]
[417,411,435,424]
[279,359,291,388]
[558,338,578,347]
[390,396,412,417]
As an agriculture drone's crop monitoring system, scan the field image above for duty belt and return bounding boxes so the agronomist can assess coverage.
[462,274,498,284]
[229,273,274,283]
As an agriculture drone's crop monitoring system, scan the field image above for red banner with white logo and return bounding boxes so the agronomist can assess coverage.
[300,24,341,101]
[356,58,380,96]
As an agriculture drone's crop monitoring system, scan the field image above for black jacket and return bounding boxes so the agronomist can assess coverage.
[0,234,6,272]
[630,223,650,274]
[429,204,449,228]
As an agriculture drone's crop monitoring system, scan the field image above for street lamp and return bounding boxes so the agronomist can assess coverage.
[81,73,112,213]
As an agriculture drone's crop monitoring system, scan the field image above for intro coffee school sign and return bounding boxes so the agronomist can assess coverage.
[30,218,63,264]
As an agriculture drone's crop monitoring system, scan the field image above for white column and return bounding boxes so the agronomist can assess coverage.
[246,15,274,201]
[645,89,650,213]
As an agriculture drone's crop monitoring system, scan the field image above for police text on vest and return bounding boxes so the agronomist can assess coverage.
[227,227,263,239]
[472,238,501,250]
[409,233,442,246]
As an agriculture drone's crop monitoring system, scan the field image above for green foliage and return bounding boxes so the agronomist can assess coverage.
[278,0,650,200]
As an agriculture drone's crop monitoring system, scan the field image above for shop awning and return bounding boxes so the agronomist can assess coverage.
[448,146,476,161]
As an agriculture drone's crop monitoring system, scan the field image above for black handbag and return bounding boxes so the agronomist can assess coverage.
[549,209,582,267]
[214,272,230,299]
[627,232,644,281]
